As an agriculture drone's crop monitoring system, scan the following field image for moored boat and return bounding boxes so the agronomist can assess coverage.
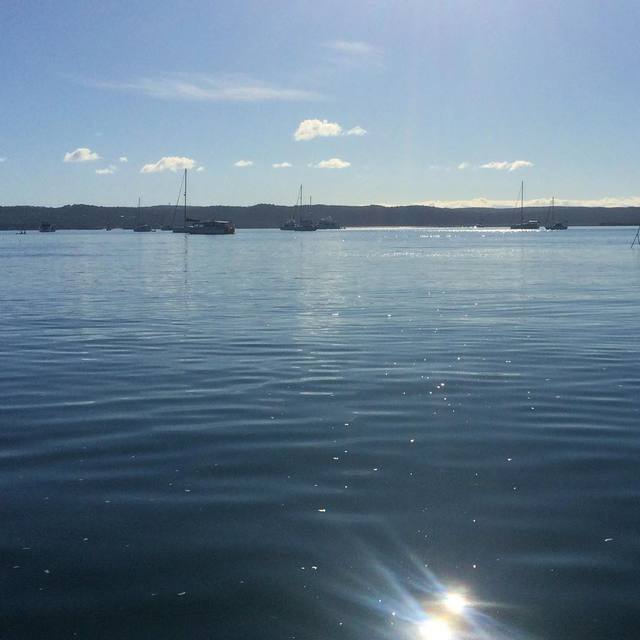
[39,221,56,232]
[545,198,568,230]
[280,185,317,231]
[133,197,153,231]
[189,220,235,235]
[510,182,539,230]
[317,216,342,229]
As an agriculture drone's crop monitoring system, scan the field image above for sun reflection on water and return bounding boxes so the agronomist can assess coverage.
[323,539,532,640]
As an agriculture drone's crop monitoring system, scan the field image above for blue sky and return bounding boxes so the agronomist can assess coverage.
[1,0,639,207]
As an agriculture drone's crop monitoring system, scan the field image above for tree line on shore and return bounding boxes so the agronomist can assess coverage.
[1,203,640,230]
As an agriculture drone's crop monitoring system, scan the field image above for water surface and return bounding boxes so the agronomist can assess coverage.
[1,228,639,639]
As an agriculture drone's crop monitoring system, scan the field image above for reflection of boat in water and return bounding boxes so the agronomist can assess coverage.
[317,216,342,229]
[544,198,568,230]
[280,185,317,231]
[133,197,153,232]
[39,222,56,232]
[510,182,539,230]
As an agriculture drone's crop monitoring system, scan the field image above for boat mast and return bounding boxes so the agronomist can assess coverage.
[520,181,524,226]
[184,169,187,226]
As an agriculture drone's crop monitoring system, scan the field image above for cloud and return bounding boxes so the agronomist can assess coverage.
[140,156,196,173]
[457,162,471,170]
[83,72,319,103]
[481,160,534,171]
[234,160,253,168]
[413,195,640,208]
[64,147,100,163]
[346,126,367,136]
[294,118,342,141]
[272,162,292,168]
[313,158,351,169]
[118,156,128,163]
[324,40,382,63]
[95,165,116,175]
[196,166,205,172]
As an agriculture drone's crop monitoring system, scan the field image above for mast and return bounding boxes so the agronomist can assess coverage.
[520,181,524,225]
[184,169,187,226]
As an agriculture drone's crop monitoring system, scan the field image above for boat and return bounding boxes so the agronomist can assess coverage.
[170,169,235,235]
[280,185,317,231]
[510,182,539,230]
[317,216,342,230]
[133,197,153,232]
[172,169,195,233]
[189,220,235,235]
[39,221,56,232]
[544,198,568,230]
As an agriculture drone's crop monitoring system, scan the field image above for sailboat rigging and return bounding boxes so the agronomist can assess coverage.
[133,196,152,232]
[510,182,540,230]
[545,197,568,230]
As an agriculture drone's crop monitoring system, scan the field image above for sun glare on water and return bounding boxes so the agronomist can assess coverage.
[417,618,453,640]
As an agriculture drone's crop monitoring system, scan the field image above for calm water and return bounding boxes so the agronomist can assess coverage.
[1,227,639,639]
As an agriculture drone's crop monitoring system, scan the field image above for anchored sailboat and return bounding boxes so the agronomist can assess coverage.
[280,185,317,231]
[545,197,568,230]
[133,197,152,232]
[510,182,540,230]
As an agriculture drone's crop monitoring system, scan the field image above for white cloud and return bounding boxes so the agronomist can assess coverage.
[140,156,196,173]
[119,156,128,163]
[234,160,253,168]
[64,147,100,163]
[324,40,382,64]
[295,119,342,141]
[313,158,351,169]
[346,126,367,136]
[95,165,116,175]
[84,73,319,102]
[414,195,640,208]
[457,162,471,170]
[481,160,534,171]
[272,162,292,168]
[196,166,205,172]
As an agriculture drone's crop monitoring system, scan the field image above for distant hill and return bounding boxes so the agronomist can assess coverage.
[1,203,640,230]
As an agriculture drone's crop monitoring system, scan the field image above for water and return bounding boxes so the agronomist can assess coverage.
[1,227,639,639]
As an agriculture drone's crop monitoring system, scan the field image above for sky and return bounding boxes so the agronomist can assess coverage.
[1,0,640,208]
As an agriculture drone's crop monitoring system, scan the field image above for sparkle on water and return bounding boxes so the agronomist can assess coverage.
[1,227,639,639]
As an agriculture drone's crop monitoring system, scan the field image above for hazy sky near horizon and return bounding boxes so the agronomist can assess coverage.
[1,0,640,207]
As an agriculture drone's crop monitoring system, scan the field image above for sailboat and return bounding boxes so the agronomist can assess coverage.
[172,169,191,233]
[544,197,568,230]
[133,197,152,232]
[510,182,540,230]
[280,185,317,231]
[178,169,235,235]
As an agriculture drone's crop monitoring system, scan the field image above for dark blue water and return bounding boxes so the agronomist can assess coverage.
[1,228,639,639]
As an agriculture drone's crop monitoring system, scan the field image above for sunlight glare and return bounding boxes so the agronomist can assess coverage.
[417,618,453,640]
[443,592,468,615]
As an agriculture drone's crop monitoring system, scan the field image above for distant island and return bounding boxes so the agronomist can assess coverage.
[1,203,640,230]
